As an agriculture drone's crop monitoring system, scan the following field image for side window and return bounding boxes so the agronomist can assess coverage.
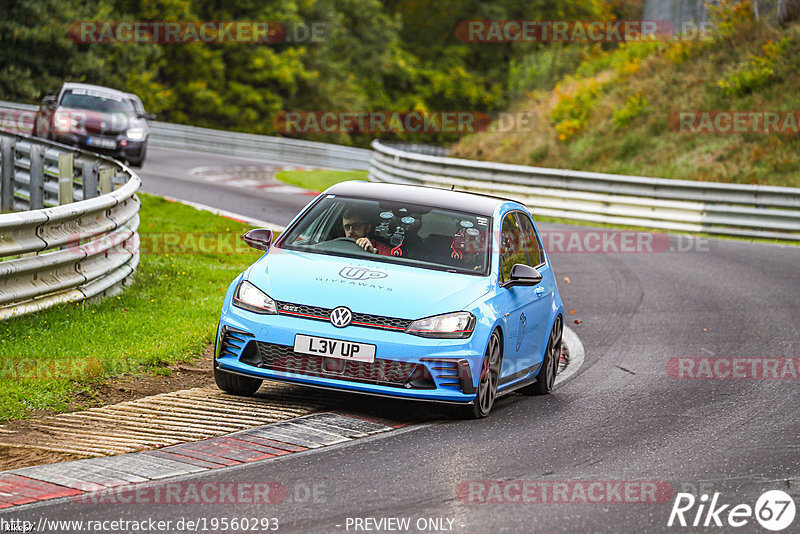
[295,202,342,244]
[516,212,544,267]
[500,212,529,282]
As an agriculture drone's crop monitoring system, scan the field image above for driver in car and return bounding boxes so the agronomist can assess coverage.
[342,208,392,255]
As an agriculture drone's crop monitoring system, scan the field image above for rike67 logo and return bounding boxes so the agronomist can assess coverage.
[668,490,796,531]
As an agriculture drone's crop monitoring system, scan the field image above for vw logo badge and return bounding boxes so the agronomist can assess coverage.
[330,306,352,328]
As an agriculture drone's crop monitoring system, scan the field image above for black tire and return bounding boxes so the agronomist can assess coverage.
[213,357,262,396]
[519,315,562,396]
[462,330,502,419]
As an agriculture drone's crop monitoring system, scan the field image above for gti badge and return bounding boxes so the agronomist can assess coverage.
[330,306,353,328]
[339,266,387,281]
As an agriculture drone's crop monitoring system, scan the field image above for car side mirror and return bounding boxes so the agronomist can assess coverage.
[41,95,57,107]
[243,229,273,251]
[502,264,542,289]
[138,112,156,121]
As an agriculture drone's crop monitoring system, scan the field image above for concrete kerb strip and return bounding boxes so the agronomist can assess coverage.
[0,412,398,510]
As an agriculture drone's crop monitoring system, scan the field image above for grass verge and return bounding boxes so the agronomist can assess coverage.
[0,193,263,422]
[275,169,368,192]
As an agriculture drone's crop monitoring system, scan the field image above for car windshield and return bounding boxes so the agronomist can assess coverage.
[279,195,491,275]
[60,89,132,113]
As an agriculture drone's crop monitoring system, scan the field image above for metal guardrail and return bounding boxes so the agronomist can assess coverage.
[369,140,800,241]
[149,122,372,171]
[0,130,140,320]
[0,100,372,171]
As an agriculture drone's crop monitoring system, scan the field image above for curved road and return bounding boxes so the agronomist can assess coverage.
[6,147,800,533]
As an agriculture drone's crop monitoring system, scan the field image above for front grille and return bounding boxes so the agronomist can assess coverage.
[251,341,428,388]
[275,301,413,332]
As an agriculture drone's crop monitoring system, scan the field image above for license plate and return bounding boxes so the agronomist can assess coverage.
[86,136,116,149]
[293,334,375,363]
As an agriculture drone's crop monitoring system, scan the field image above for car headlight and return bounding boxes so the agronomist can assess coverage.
[406,311,476,339]
[126,127,146,141]
[232,280,277,314]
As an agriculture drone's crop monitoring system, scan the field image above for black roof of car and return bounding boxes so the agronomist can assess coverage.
[325,181,518,216]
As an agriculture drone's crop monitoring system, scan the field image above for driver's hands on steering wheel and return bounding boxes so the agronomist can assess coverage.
[356,237,377,253]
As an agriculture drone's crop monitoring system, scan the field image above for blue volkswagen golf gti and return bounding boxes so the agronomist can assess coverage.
[214,182,564,418]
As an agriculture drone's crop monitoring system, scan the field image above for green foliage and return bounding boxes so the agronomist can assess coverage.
[717,38,790,96]
[551,79,603,141]
[0,0,605,147]
[508,44,592,97]
[275,169,368,191]
[613,93,649,129]
[576,39,664,78]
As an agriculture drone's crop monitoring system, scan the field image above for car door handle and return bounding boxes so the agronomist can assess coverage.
[534,287,545,297]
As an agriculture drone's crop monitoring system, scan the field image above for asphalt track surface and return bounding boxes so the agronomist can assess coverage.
[3,147,799,533]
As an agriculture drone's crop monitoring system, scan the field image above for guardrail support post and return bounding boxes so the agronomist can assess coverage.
[1,136,14,211]
[82,160,99,200]
[99,167,112,195]
[28,144,45,210]
[58,152,74,205]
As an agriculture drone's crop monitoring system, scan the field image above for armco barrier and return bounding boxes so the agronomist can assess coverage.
[369,140,800,241]
[0,100,372,171]
[0,130,140,320]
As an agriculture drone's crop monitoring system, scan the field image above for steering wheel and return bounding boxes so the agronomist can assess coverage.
[313,237,368,253]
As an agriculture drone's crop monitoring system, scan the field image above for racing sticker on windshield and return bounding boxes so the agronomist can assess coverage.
[476,217,488,226]
[68,88,123,101]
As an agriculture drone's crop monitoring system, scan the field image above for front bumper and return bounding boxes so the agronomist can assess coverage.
[53,133,146,162]
[216,305,486,403]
